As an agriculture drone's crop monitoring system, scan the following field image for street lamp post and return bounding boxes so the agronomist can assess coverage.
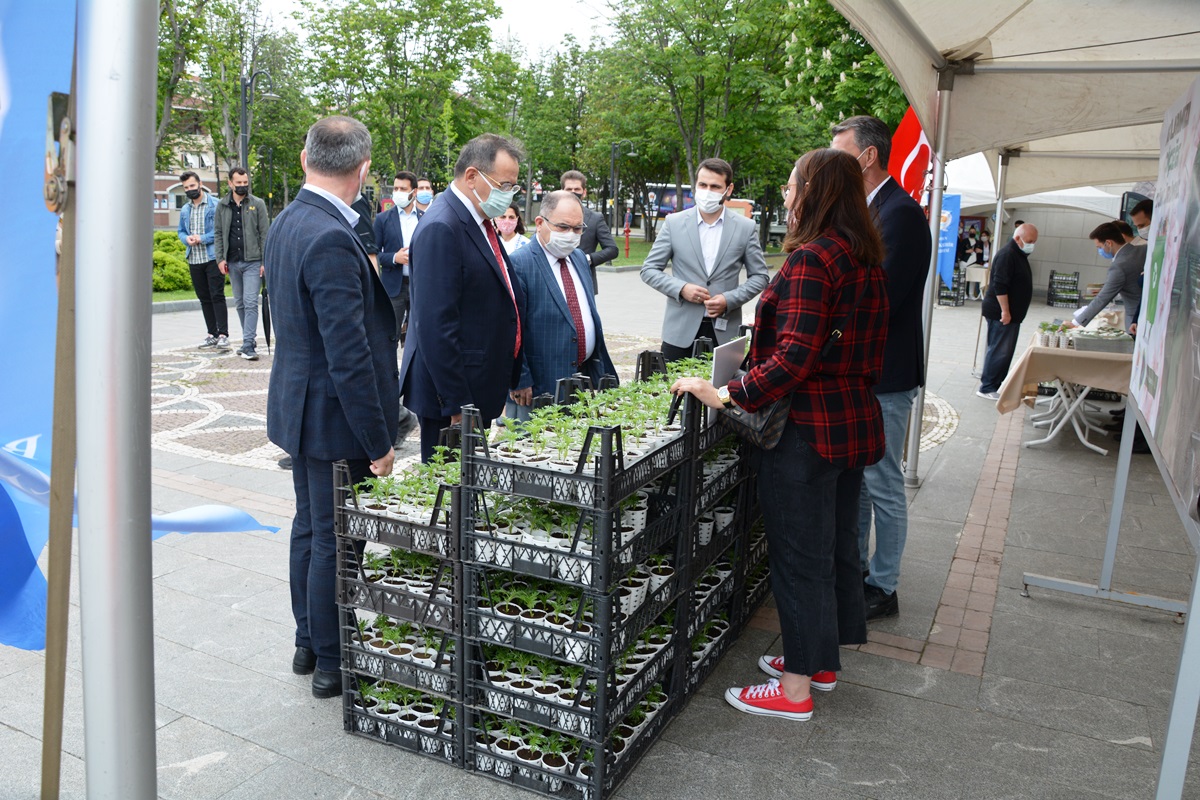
[608,139,636,237]
[238,69,277,169]
[257,145,275,218]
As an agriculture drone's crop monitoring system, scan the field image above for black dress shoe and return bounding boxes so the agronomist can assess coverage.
[292,646,316,675]
[863,583,899,621]
[312,667,342,699]
[278,455,293,470]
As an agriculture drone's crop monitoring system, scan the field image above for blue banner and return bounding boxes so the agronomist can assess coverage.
[936,193,962,290]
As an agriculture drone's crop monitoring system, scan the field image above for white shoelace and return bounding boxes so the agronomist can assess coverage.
[743,679,782,699]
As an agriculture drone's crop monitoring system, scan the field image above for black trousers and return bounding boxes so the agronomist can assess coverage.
[390,289,409,345]
[758,424,867,676]
[662,317,718,362]
[979,317,1022,393]
[189,259,228,336]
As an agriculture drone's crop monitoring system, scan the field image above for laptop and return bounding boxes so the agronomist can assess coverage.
[709,335,748,423]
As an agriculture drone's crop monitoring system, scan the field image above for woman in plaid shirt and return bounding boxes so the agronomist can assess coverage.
[672,148,889,721]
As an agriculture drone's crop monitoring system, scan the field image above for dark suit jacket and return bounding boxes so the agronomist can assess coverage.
[373,205,423,298]
[579,207,618,292]
[265,188,399,461]
[399,188,523,422]
[870,179,932,394]
[511,236,618,397]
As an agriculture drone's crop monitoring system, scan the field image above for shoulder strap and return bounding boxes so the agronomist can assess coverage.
[819,273,868,358]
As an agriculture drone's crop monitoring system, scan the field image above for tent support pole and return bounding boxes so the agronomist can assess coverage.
[973,152,1010,376]
[904,70,954,488]
[75,1,159,797]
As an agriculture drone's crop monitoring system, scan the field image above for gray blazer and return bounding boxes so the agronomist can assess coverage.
[640,208,769,347]
[1074,243,1145,330]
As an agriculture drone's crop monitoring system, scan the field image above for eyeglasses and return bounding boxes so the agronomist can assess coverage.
[780,179,805,200]
[479,170,524,195]
[545,219,587,234]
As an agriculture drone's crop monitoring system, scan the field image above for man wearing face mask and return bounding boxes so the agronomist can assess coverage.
[505,191,617,422]
[978,223,1039,400]
[1067,222,1143,333]
[177,170,228,349]
[640,157,769,360]
[400,133,527,462]
[373,170,423,344]
[214,167,271,361]
[266,115,398,698]
[1130,199,1153,245]
[414,177,435,213]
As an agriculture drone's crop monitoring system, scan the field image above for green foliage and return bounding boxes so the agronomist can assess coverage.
[154,230,186,256]
[152,246,193,292]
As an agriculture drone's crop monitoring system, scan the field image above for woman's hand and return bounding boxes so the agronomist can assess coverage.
[670,376,724,410]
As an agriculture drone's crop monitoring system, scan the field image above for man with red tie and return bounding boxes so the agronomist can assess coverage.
[506,191,618,421]
[399,133,527,461]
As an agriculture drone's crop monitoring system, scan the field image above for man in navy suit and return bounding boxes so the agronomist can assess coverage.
[400,133,526,461]
[831,115,932,622]
[373,169,422,343]
[507,191,617,420]
[266,116,399,698]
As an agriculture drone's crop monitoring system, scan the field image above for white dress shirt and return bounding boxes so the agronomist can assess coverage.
[449,181,517,306]
[542,245,596,360]
[396,204,420,275]
[696,208,726,276]
[303,185,359,227]
[866,175,891,206]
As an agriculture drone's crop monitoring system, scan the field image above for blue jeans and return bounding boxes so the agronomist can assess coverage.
[290,456,370,672]
[858,387,917,595]
[758,424,866,676]
[979,317,1022,393]
[227,260,261,351]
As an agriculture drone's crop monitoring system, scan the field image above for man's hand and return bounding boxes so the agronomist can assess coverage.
[510,387,533,406]
[187,234,200,246]
[451,413,462,426]
[1065,319,1080,329]
[681,283,711,304]
[259,264,265,277]
[1129,322,1138,335]
[1000,310,1012,325]
[393,248,410,266]
[370,447,396,476]
[704,294,728,318]
[218,261,228,275]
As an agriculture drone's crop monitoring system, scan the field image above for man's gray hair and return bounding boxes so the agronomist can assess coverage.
[540,190,583,218]
[830,115,892,166]
[454,133,525,178]
[305,116,372,177]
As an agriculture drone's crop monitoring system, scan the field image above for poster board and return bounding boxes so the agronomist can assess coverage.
[1130,76,1200,521]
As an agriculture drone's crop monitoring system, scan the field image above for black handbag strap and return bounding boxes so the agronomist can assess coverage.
[739,273,869,371]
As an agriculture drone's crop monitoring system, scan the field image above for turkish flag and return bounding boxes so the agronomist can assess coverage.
[888,107,931,202]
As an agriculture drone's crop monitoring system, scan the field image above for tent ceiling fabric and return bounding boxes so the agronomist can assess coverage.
[832,0,1200,161]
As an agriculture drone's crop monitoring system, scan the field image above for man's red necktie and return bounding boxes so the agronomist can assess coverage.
[557,258,588,368]
[484,221,521,358]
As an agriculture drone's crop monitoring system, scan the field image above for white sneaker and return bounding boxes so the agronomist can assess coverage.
[216,335,231,349]
[198,335,218,349]
[976,390,1000,401]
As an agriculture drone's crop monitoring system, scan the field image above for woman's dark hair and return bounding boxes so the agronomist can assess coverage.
[782,148,884,266]
[504,202,526,235]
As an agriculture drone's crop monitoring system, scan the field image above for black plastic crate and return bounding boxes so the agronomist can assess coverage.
[334,461,459,560]
[460,403,698,511]
[337,539,460,633]
[342,675,464,767]
[684,612,736,697]
[340,608,460,699]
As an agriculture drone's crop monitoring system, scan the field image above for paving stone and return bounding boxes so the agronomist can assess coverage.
[152,584,294,664]
[214,759,391,800]
[0,722,87,800]
[979,675,1155,747]
[155,554,285,605]
[660,692,816,768]
[163,530,290,583]
[157,716,278,800]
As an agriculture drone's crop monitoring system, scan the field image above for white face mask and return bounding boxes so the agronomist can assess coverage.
[1137,225,1151,239]
[392,190,413,208]
[1018,240,1035,255]
[544,229,582,258]
[694,188,726,214]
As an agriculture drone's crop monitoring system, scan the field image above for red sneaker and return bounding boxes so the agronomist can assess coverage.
[725,679,813,720]
[757,655,837,692]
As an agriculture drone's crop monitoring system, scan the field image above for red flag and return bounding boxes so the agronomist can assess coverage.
[888,107,931,202]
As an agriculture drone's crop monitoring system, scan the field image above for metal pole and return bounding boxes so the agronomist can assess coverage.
[238,75,249,168]
[609,142,617,234]
[75,0,158,797]
[1157,550,1200,799]
[904,70,954,488]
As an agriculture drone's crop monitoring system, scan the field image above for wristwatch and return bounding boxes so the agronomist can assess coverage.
[716,386,733,407]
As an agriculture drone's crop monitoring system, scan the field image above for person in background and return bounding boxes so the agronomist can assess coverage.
[671,148,889,722]
[977,224,1039,400]
[214,167,271,361]
[415,177,435,214]
[561,169,618,294]
[177,171,229,350]
[1114,220,1140,247]
[497,203,530,255]
[1068,221,1142,333]
[1130,199,1153,244]
[374,170,423,344]
[830,114,931,621]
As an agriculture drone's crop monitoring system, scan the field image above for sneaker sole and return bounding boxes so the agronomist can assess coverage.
[756,657,836,690]
[240,353,259,361]
[724,688,812,720]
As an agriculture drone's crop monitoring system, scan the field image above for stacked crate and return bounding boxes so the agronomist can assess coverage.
[1047,270,1081,308]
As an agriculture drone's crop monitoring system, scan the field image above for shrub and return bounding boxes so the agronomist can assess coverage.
[153,230,186,256]
[152,249,193,292]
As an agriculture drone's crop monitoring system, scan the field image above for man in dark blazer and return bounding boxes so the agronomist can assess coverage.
[507,191,618,421]
[265,116,398,698]
[832,116,932,621]
[400,133,526,461]
[561,170,618,294]
[373,169,423,343]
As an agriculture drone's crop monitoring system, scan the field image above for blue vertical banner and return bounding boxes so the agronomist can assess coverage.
[0,0,75,650]
[936,193,962,290]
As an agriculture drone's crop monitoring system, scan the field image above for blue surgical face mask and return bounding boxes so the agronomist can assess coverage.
[1098,246,1115,260]
[473,172,517,219]
[416,190,433,205]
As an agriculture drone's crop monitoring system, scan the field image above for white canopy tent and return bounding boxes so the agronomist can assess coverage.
[828,3,1200,797]
[946,152,1125,217]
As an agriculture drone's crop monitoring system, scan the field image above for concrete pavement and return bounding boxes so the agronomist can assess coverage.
[2,270,1197,799]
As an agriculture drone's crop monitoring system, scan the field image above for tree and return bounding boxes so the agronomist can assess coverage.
[156,0,213,169]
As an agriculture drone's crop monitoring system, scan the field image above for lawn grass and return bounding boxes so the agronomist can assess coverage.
[153,289,199,302]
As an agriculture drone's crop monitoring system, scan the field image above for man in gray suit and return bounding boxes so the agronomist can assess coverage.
[1069,221,1144,332]
[640,157,769,360]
